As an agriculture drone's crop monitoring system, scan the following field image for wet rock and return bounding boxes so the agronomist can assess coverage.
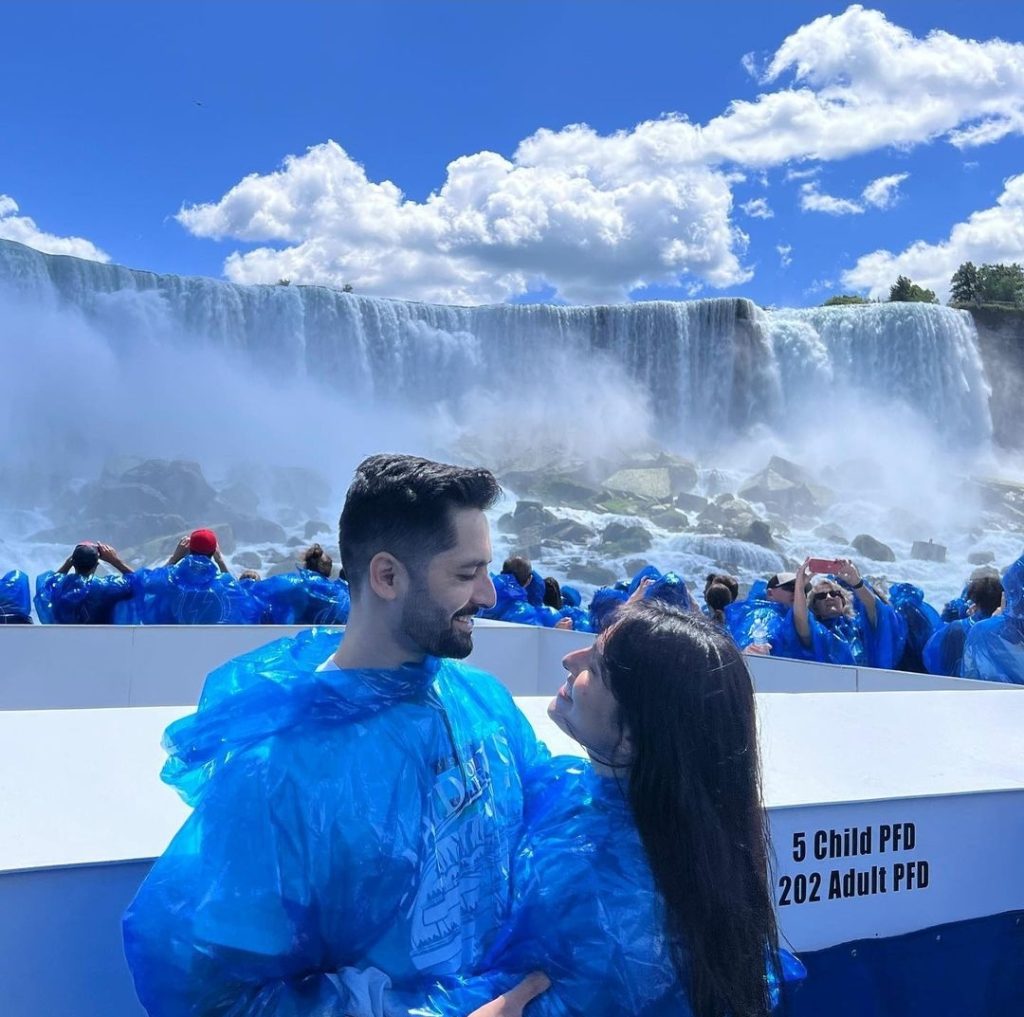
[649,508,691,532]
[567,562,618,586]
[765,455,813,485]
[852,533,896,562]
[287,536,305,548]
[911,539,947,563]
[303,519,332,540]
[602,468,672,502]
[741,519,779,551]
[600,521,652,554]
[226,516,288,544]
[541,519,596,544]
[968,550,996,565]
[739,468,826,515]
[119,459,218,518]
[82,482,169,519]
[233,551,263,570]
[624,558,650,576]
[814,523,848,543]
[594,493,649,516]
[674,492,709,513]
[220,481,262,516]
[499,470,605,510]
[513,501,557,531]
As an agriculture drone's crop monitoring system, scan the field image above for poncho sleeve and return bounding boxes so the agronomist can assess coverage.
[124,736,420,1017]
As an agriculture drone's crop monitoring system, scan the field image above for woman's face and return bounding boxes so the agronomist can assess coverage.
[548,634,629,765]
[811,582,847,620]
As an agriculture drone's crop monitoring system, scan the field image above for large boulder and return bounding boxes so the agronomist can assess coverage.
[567,561,619,587]
[81,482,170,519]
[512,501,557,531]
[599,521,652,554]
[119,459,218,519]
[649,508,691,532]
[674,492,709,513]
[741,519,780,551]
[968,550,996,565]
[541,518,596,544]
[852,534,896,563]
[910,540,947,563]
[739,468,830,516]
[602,467,672,502]
[232,551,263,570]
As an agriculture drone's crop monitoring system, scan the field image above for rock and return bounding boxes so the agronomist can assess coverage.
[765,455,812,485]
[599,522,652,554]
[968,550,996,565]
[741,520,779,550]
[602,468,672,502]
[739,468,830,516]
[540,519,596,544]
[220,481,262,516]
[286,536,305,548]
[82,482,170,519]
[649,508,691,532]
[512,501,557,531]
[499,470,605,510]
[814,523,848,543]
[910,540,947,563]
[232,551,263,570]
[594,493,648,516]
[697,501,728,529]
[303,519,332,540]
[227,516,288,544]
[119,459,218,518]
[623,559,650,577]
[674,492,708,513]
[567,562,618,586]
[269,467,332,511]
[702,469,730,497]
[852,534,896,562]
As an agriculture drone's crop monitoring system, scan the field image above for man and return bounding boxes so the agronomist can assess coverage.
[128,528,260,624]
[0,569,32,624]
[726,571,797,656]
[124,455,549,1016]
[34,541,134,623]
[924,570,1003,677]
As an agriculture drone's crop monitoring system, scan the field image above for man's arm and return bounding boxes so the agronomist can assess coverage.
[166,536,190,567]
[98,543,134,576]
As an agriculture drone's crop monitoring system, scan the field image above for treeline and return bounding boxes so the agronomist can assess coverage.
[822,262,1024,308]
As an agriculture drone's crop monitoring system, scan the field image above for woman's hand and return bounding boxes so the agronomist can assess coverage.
[834,558,860,587]
[626,577,655,604]
[468,973,551,1017]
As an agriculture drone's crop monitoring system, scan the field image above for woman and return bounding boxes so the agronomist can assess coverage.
[395,600,798,1017]
[251,544,350,625]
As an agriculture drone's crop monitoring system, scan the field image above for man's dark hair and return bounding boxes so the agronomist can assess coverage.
[967,575,1003,617]
[339,454,500,594]
[501,556,533,589]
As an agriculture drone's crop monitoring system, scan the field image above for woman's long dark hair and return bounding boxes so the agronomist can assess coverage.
[601,600,780,1017]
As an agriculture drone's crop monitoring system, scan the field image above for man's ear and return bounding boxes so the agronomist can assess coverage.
[368,552,407,602]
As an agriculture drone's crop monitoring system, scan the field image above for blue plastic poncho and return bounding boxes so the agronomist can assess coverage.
[588,586,628,632]
[800,587,904,669]
[923,617,977,677]
[889,583,940,673]
[124,555,262,624]
[560,585,582,608]
[252,570,351,625]
[33,569,133,624]
[389,758,804,1017]
[726,597,793,654]
[941,593,971,623]
[524,570,546,608]
[0,569,31,623]
[123,628,547,1016]
[480,573,543,625]
[962,553,1024,684]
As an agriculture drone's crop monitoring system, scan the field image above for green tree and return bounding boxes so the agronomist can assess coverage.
[949,262,978,304]
[976,262,1024,305]
[822,294,870,306]
[889,275,937,303]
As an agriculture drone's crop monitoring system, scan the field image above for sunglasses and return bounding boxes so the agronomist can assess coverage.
[813,589,844,602]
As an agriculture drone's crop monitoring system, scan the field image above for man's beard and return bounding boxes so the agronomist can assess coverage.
[401,580,476,659]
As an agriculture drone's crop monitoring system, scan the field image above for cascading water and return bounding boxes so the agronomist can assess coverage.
[0,237,1016,608]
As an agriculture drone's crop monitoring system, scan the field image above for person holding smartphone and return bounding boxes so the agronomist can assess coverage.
[792,557,905,668]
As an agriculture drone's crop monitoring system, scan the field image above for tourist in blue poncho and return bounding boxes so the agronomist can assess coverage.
[791,558,904,668]
[251,543,351,625]
[123,529,261,624]
[924,571,1003,677]
[34,541,134,623]
[0,568,32,623]
[962,552,1024,684]
[387,602,803,1017]
[123,455,548,1017]
[889,582,940,673]
[726,572,809,658]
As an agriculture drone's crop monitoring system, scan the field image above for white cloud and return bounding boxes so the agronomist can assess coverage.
[785,166,821,182]
[862,172,909,209]
[179,136,750,304]
[0,195,109,262]
[843,174,1024,300]
[740,52,759,79]
[740,197,774,219]
[776,243,793,268]
[799,172,908,216]
[799,183,864,216]
[177,6,1024,303]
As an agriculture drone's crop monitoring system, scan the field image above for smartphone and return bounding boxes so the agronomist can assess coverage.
[807,557,842,574]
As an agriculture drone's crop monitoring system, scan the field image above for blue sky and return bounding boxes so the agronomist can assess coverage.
[4,1,1024,306]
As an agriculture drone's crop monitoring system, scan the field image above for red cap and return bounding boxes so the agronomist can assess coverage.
[188,528,218,556]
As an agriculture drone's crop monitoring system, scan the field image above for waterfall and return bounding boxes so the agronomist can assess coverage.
[0,238,993,448]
